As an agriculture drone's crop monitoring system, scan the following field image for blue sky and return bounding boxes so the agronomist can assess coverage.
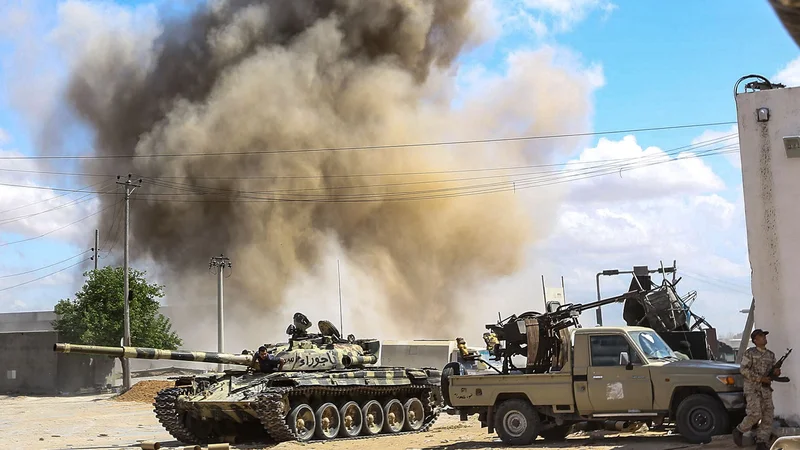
[0,0,797,340]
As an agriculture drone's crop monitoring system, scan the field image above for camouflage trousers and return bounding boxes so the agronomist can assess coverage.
[737,383,774,443]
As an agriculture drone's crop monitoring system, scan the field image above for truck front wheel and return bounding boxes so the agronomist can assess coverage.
[494,399,540,446]
[675,393,730,444]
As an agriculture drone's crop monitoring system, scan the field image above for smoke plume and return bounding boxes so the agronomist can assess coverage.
[29,0,599,345]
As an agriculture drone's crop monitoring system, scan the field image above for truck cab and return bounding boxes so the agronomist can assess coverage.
[441,326,745,446]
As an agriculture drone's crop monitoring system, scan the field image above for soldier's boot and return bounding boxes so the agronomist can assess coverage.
[732,426,744,447]
[755,442,769,450]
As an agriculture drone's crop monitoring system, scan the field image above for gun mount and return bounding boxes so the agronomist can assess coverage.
[484,290,645,374]
[52,312,442,446]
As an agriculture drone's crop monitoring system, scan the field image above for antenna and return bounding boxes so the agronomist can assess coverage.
[337,259,343,334]
[541,275,547,308]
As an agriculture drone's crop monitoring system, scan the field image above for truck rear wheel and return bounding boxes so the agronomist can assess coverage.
[494,399,540,446]
[675,393,729,444]
[441,362,462,408]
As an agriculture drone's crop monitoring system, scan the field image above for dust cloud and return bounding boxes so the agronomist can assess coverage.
[30,0,599,348]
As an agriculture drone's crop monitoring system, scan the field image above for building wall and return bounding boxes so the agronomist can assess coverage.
[0,331,59,394]
[0,331,117,394]
[735,84,800,425]
[0,311,56,333]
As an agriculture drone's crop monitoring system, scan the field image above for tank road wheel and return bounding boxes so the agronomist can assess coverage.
[494,399,540,446]
[402,397,425,431]
[338,401,363,437]
[289,404,316,442]
[383,399,406,433]
[314,403,341,440]
[361,400,384,435]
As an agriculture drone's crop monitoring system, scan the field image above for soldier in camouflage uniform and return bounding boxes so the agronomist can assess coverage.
[732,329,781,450]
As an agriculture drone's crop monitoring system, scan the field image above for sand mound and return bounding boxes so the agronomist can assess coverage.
[113,380,175,403]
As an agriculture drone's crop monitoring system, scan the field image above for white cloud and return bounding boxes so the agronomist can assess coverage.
[524,0,617,28]
[0,128,9,145]
[773,56,800,87]
[454,133,751,339]
[0,146,102,246]
[562,135,725,203]
[482,0,616,38]
[691,125,740,169]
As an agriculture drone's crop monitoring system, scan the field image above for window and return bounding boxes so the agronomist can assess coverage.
[590,335,640,367]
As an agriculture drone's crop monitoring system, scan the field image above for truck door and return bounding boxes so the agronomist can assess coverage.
[586,334,653,414]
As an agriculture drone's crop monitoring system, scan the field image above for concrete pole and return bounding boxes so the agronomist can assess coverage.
[116,175,141,391]
[210,254,231,372]
[737,297,756,364]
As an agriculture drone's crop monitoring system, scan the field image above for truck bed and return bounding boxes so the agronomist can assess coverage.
[448,371,575,410]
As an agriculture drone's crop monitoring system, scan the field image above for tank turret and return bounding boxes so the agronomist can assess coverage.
[54,315,381,372]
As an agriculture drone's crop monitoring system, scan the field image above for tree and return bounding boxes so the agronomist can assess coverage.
[53,266,182,349]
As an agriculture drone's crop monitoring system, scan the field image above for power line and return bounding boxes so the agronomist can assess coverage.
[0,199,123,247]
[0,179,112,215]
[0,135,736,201]
[0,258,91,293]
[139,139,738,198]
[137,135,737,195]
[0,140,739,207]
[0,120,738,161]
[0,180,115,226]
[125,145,739,203]
[0,133,739,180]
[0,251,91,279]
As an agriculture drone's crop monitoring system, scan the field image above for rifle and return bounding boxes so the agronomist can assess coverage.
[762,348,792,390]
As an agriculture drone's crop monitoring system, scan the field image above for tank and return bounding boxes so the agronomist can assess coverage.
[53,312,442,445]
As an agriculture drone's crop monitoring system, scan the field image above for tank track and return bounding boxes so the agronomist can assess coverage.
[153,387,203,444]
[253,385,441,443]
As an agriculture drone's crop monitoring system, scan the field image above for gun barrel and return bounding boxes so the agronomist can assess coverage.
[53,343,253,366]
[573,290,642,313]
[341,354,377,367]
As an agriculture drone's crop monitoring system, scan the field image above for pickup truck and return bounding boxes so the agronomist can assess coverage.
[440,326,745,445]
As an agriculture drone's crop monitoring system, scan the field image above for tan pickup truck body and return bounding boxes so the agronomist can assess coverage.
[442,326,745,445]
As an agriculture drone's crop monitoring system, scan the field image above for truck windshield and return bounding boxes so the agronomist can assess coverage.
[629,330,677,361]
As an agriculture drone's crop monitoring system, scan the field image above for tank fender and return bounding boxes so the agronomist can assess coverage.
[406,369,431,381]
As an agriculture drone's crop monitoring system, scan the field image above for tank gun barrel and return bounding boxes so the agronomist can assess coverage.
[53,343,253,366]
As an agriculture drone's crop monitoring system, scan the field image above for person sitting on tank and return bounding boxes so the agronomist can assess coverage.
[250,345,285,373]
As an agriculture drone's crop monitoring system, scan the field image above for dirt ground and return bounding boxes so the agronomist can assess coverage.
[0,382,747,450]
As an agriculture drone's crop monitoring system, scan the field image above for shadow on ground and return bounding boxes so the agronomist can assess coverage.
[417,434,735,450]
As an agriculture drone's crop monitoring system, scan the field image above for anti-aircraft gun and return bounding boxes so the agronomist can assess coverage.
[602,261,722,360]
[53,312,442,446]
[483,290,646,375]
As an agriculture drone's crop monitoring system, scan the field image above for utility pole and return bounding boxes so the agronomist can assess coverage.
[210,254,231,372]
[116,174,141,391]
[92,229,99,271]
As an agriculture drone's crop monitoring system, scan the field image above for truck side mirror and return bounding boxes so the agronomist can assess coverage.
[619,351,632,369]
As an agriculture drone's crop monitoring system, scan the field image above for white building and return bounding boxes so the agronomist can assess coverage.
[735,75,800,425]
